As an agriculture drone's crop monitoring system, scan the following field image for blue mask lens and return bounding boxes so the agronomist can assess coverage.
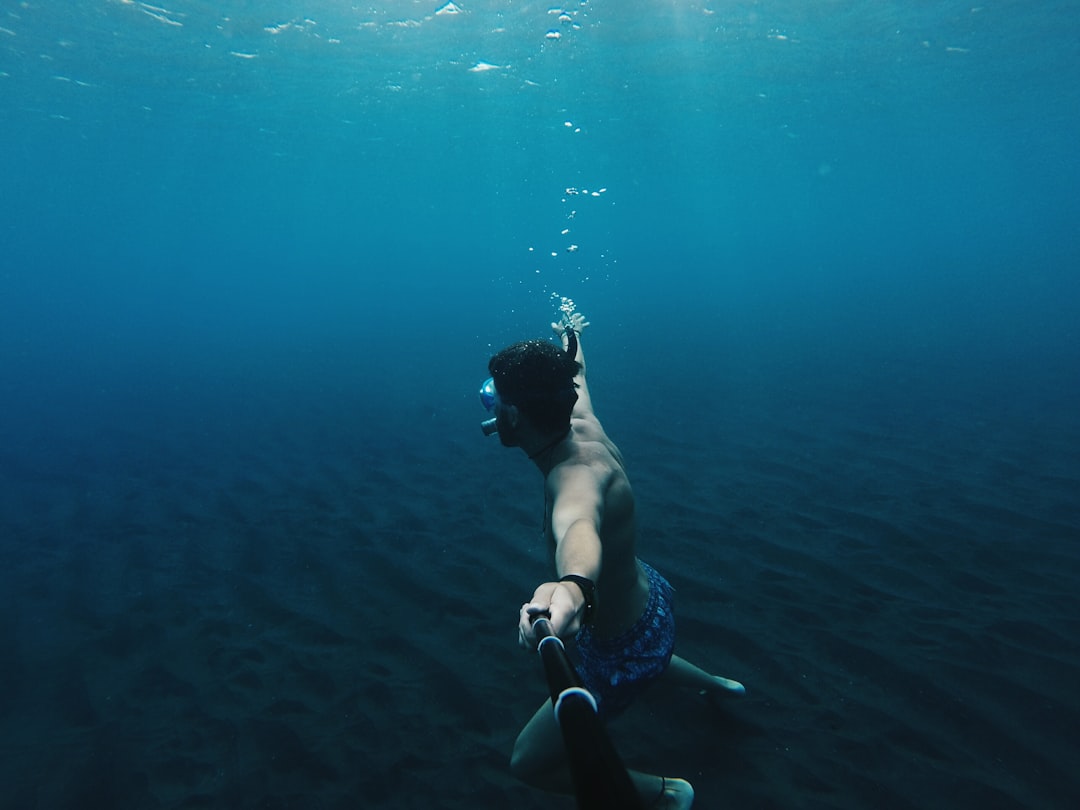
[479,377,497,411]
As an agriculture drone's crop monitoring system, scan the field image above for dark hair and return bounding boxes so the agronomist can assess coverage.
[488,339,580,432]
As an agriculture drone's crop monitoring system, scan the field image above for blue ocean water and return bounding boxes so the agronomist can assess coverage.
[4,0,1076,410]
[2,2,1079,808]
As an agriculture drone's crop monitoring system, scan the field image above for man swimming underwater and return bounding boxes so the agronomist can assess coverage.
[480,300,745,809]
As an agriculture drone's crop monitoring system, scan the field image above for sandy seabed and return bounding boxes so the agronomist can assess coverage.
[1,376,1077,810]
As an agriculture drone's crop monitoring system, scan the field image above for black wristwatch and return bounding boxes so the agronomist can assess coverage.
[558,574,596,622]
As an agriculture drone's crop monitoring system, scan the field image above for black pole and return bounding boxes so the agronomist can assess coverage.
[532,618,645,810]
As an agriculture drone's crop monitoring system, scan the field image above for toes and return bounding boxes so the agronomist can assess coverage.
[716,676,746,695]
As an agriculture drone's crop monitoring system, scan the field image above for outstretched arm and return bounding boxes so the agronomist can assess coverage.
[552,309,594,420]
[518,465,603,646]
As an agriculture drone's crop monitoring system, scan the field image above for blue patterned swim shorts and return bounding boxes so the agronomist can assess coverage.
[574,561,676,718]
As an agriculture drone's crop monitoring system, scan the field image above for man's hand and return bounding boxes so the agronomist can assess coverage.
[517,580,585,649]
[552,311,589,338]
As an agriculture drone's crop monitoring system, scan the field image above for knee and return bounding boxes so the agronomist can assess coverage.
[509,736,537,783]
[510,731,553,786]
[510,705,565,786]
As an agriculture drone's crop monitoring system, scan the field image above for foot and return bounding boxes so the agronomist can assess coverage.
[700,674,746,699]
[655,777,694,809]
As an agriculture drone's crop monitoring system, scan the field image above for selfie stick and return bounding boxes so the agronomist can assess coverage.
[531,617,644,810]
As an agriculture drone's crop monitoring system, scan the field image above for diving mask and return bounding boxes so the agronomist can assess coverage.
[479,377,499,436]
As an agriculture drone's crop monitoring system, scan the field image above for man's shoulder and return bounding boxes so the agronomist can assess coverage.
[557,434,623,487]
[570,413,611,444]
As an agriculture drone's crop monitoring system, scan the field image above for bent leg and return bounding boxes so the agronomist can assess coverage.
[510,701,573,793]
[511,700,695,808]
